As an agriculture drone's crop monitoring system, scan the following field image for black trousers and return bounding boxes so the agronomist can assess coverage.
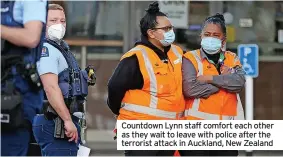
[27,131,42,156]
[179,150,238,156]
[125,150,175,156]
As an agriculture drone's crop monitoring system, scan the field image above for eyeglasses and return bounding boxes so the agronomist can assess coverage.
[152,26,174,32]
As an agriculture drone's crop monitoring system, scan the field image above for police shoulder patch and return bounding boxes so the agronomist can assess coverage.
[41,46,49,57]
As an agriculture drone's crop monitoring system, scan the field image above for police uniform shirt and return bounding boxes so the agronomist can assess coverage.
[13,0,47,25]
[37,42,68,76]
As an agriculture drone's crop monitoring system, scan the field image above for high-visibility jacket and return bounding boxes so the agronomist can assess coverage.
[117,44,185,120]
[183,49,245,120]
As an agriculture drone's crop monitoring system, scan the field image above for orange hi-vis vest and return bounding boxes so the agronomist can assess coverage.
[183,49,245,120]
[117,44,185,120]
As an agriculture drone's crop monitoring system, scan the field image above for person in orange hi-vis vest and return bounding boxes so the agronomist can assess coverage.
[107,1,185,156]
[178,13,245,156]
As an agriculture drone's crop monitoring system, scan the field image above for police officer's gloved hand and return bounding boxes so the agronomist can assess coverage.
[85,65,96,86]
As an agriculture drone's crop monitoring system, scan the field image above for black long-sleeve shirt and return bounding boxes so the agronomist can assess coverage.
[107,35,175,115]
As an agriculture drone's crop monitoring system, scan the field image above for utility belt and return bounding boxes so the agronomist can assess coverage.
[42,100,87,141]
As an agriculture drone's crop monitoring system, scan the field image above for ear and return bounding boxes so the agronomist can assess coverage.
[221,39,227,51]
[221,39,226,47]
[199,32,204,40]
[147,29,155,39]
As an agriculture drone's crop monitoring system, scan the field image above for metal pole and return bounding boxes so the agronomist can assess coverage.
[80,46,87,145]
[245,76,254,156]
[123,1,130,53]
[129,1,136,47]
[81,46,87,69]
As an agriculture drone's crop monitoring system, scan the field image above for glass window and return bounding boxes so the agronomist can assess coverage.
[64,1,98,39]
[64,1,125,40]
[176,2,210,50]
[224,1,276,43]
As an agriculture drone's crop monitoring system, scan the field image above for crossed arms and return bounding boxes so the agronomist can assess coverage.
[182,57,246,99]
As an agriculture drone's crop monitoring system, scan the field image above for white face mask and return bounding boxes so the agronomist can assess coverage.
[159,29,175,46]
[201,37,222,55]
[47,24,66,41]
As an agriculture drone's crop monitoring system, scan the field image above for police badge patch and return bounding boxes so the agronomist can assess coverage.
[41,46,49,57]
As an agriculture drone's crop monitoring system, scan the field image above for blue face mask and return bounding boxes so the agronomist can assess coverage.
[201,37,222,55]
[160,29,175,46]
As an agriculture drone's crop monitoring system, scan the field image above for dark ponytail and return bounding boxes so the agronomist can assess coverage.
[140,1,167,37]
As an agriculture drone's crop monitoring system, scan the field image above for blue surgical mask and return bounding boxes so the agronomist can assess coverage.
[201,37,222,55]
[160,29,175,46]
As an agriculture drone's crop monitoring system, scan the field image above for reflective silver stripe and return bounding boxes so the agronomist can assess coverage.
[128,47,143,52]
[171,45,182,63]
[189,50,208,118]
[122,103,183,119]
[128,47,158,108]
[185,50,234,120]
[191,50,203,76]
[234,94,245,120]
[184,109,232,120]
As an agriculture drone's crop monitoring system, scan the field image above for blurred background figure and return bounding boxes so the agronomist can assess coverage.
[1,0,47,156]
[32,3,96,156]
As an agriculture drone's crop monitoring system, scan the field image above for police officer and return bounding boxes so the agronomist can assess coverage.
[32,4,96,156]
[1,0,47,156]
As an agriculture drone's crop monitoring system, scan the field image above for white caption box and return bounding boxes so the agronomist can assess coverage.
[116,120,283,150]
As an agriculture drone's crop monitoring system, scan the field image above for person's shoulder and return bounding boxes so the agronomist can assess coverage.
[120,46,141,61]
[171,44,183,49]
[183,49,200,57]
[41,42,60,58]
[225,50,237,56]
[182,49,200,67]
[224,50,238,59]
[224,50,241,65]
[21,0,47,24]
[43,42,60,51]
[171,44,185,54]
[17,0,47,9]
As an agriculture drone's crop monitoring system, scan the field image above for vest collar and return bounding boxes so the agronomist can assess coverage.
[135,35,170,63]
[200,48,225,64]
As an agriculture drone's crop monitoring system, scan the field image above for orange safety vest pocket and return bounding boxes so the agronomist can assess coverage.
[221,92,237,116]
[198,91,226,115]
[153,65,176,97]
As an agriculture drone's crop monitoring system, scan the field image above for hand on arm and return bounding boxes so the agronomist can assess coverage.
[211,65,246,93]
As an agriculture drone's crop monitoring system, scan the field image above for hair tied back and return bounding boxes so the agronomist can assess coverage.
[146,1,160,14]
